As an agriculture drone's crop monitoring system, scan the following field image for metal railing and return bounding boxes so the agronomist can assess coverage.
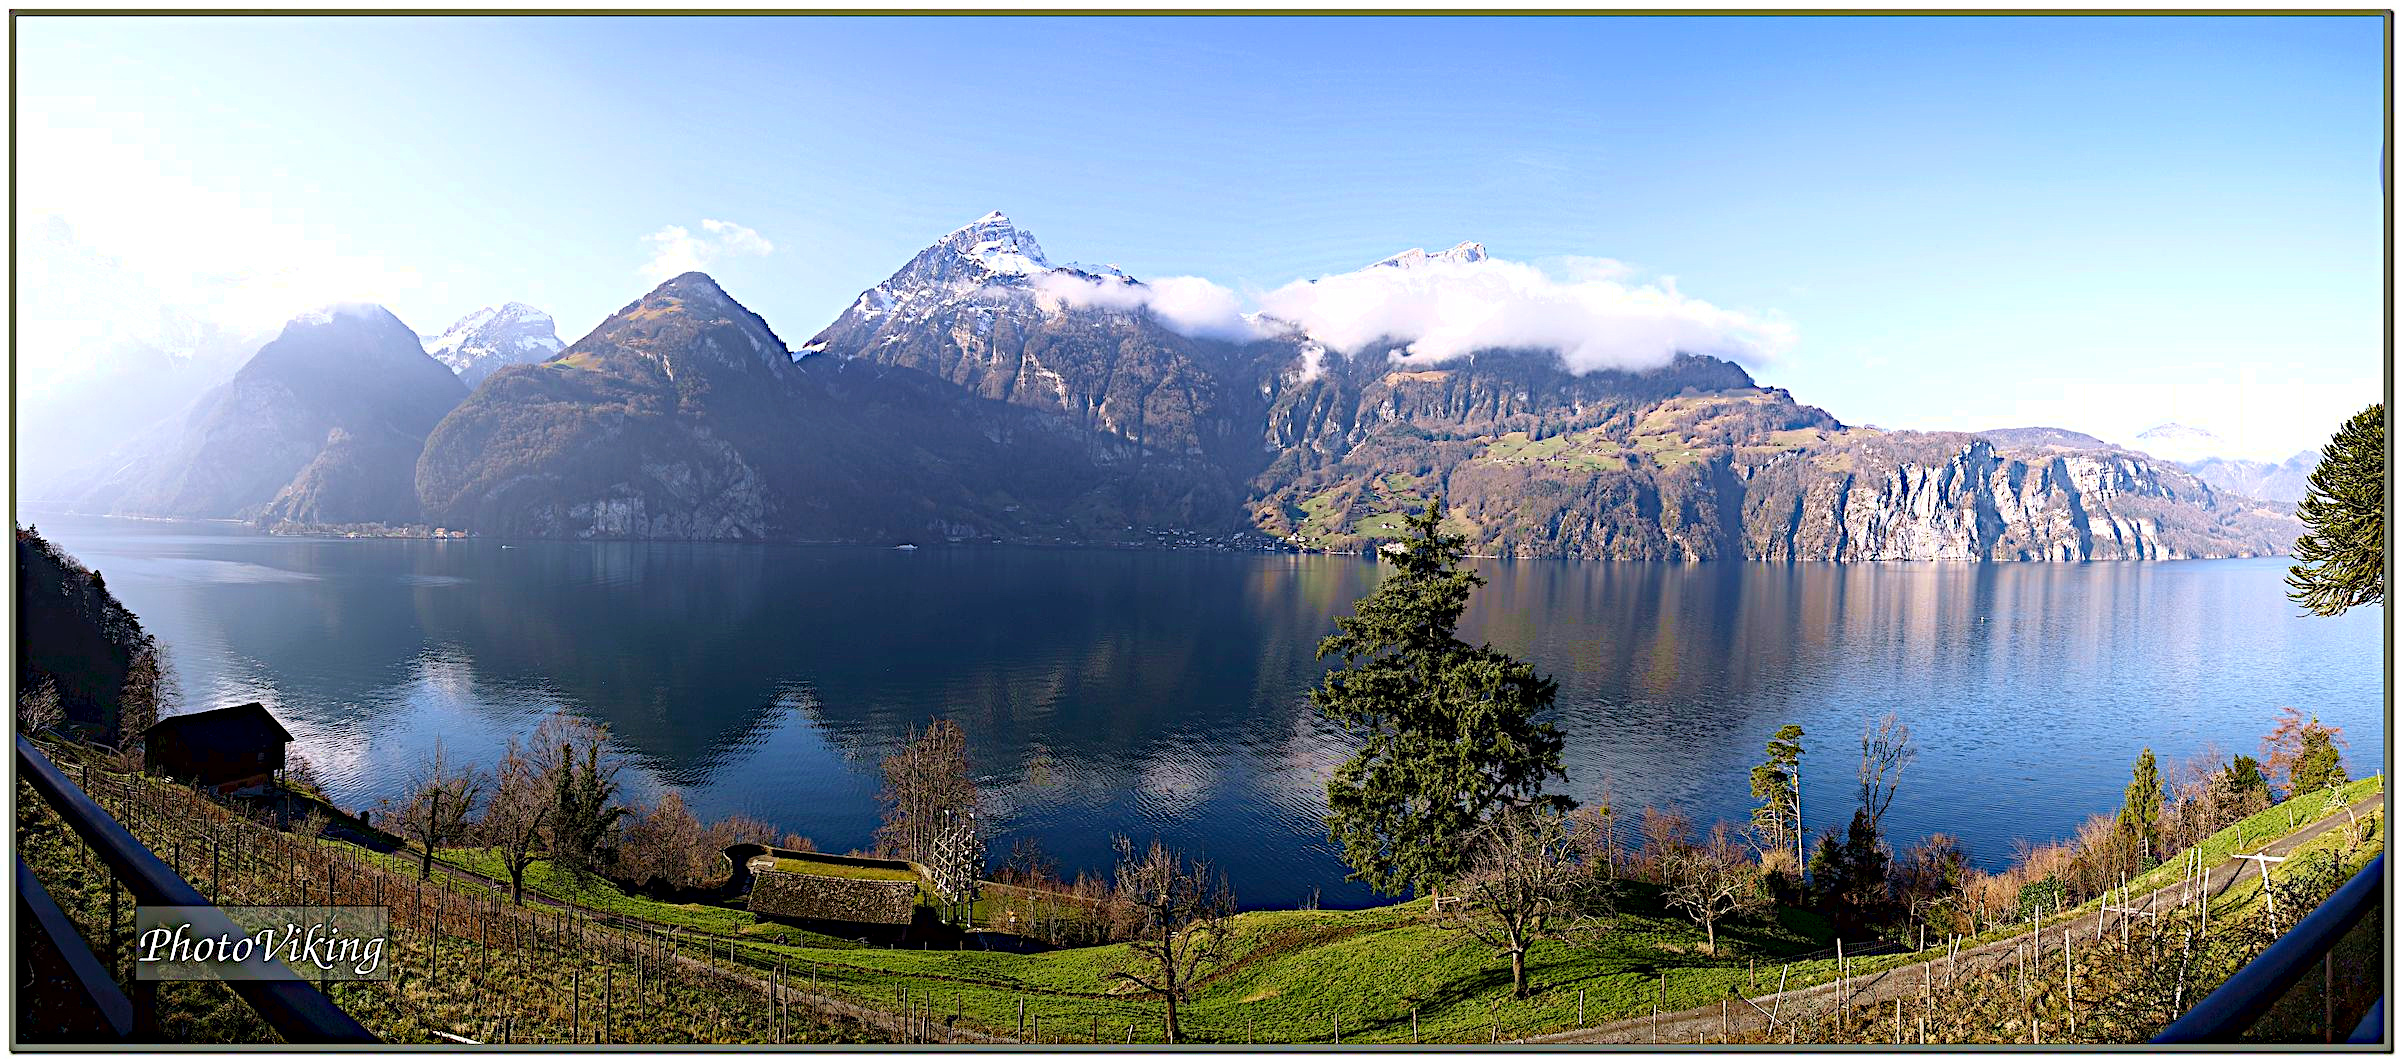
[14,734,380,1044]
[2151,852,2384,1044]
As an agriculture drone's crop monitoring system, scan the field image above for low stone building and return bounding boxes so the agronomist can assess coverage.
[736,849,923,930]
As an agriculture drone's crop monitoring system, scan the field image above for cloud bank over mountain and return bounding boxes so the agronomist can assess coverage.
[639,219,776,283]
[1032,246,1795,374]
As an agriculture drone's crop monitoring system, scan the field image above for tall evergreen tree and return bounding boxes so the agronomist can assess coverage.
[2293,728,2350,796]
[1312,496,1570,897]
[2288,403,2385,617]
[2118,748,2163,865]
[1749,724,1806,871]
[544,720,628,879]
[2222,754,2272,811]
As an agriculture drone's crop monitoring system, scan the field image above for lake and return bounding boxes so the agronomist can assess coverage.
[29,513,2386,910]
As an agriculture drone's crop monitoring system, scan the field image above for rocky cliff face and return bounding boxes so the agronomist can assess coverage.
[1738,435,2289,562]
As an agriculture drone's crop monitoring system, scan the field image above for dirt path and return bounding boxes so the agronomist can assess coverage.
[1533,792,2383,1045]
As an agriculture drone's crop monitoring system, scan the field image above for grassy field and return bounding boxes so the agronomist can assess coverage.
[402,776,2386,1044]
[1474,428,1632,473]
[769,856,919,883]
[410,843,1859,1044]
[26,730,2379,1046]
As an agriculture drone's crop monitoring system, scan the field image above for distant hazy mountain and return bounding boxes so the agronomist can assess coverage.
[76,306,466,524]
[2180,452,2320,505]
[422,303,563,388]
[17,215,269,502]
[2130,422,2234,464]
[2118,423,2319,503]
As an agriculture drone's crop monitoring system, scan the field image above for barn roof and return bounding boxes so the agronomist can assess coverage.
[143,702,293,747]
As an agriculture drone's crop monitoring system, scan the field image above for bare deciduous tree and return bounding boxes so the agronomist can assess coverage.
[1441,803,1605,998]
[875,719,977,865]
[115,641,173,750]
[1858,712,1914,831]
[389,742,485,880]
[699,812,780,869]
[620,791,707,889]
[480,738,551,905]
[1109,837,1234,1044]
[281,749,327,798]
[17,676,63,737]
[1658,821,1766,954]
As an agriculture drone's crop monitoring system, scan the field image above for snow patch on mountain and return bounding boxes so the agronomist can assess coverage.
[423,302,562,388]
[1373,242,1489,269]
[2130,423,2234,464]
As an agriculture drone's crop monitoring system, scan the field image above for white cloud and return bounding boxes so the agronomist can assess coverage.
[639,218,775,283]
[701,218,774,256]
[1032,271,1258,341]
[1257,256,1793,373]
[1031,251,1793,376]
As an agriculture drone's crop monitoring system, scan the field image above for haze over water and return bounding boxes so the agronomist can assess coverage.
[37,513,2384,910]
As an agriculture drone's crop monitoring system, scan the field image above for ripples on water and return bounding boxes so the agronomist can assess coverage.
[33,514,2385,910]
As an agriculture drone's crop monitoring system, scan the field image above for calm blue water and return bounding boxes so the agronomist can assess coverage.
[29,514,2386,910]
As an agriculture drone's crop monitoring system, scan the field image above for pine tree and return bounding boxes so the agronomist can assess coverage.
[1312,496,1570,897]
[2293,728,2350,796]
[2118,747,2163,866]
[2288,403,2385,617]
[1749,724,1806,873]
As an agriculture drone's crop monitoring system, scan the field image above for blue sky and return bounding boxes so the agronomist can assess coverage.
[16,15,2385,458]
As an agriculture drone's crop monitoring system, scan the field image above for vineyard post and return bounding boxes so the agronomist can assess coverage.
[2324,950,2335,1044]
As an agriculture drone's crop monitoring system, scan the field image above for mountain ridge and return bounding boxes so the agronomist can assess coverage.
[71,216,2307,560]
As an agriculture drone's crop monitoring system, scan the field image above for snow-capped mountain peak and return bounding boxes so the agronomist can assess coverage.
[423,301,563,388]
[942,211,1054,277]
[2130,422,2232,464]
[1373,241,1490,270]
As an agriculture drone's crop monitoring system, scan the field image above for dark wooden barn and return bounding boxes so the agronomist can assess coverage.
[142,703,292,795]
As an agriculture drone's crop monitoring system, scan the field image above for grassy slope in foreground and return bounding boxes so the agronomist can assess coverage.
[1724,795,2385,1044]
[414,775,2382,1044]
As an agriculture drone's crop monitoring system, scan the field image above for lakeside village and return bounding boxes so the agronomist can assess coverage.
[14,473,2389,1045]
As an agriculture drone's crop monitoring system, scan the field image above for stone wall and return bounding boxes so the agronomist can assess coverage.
[747,869,918,926]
